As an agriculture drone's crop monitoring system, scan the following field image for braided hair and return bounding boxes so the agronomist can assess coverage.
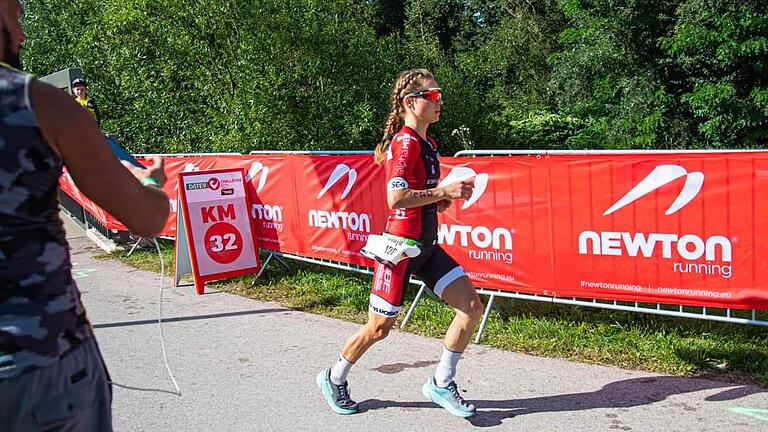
[374,69,434,165]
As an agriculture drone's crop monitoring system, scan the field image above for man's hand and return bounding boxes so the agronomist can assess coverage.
[121,155,167,187]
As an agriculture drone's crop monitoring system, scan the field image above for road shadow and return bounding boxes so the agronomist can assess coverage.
[93,307,287,329]
[360,375,765,427]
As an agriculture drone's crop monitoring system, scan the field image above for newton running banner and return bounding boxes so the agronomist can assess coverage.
[59,152,768,310]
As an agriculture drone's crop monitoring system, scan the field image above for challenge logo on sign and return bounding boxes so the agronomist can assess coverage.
[437,166,514,264]
[208,177,221,191]
[578,164,733,279]
[309,163,371,240]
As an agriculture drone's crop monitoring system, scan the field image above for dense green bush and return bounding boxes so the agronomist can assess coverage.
[20,0,767,154]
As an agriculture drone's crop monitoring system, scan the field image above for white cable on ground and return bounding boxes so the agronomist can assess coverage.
[108,238,181,396]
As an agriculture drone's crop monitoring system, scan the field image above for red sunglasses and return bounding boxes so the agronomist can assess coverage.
[405,88,442,103]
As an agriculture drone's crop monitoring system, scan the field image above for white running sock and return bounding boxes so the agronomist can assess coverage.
[330,354,354,385]
[434,347,462,387]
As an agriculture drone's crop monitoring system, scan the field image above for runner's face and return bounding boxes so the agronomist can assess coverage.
[405,78,442,124]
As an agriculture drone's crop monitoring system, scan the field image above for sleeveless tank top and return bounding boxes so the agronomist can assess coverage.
[0,65,92,378]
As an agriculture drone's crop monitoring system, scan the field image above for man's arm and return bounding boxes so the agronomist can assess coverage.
[32,80,169,238]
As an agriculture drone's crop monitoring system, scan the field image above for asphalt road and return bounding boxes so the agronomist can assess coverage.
[63,215,768,431]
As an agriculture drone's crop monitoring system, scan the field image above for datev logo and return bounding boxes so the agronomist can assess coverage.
[317,164,357,200]
[309,163,370,235]
[438,166,489,210]
[245,161,269,193]
[603,164,703,216]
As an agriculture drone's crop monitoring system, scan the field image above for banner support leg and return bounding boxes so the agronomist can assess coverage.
[474,293,496,344]
[127,237,144,257]
[254,253,275,281]
[400,282,426,329]
[274,254,291,270]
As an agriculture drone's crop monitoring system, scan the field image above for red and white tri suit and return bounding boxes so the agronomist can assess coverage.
[369,126,466,317]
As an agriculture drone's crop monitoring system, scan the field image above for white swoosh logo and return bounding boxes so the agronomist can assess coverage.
[317,164,357,200]
[603,164,704,216]
[438,166,489,210]
[245,162,269,193]
[174,163,201,191]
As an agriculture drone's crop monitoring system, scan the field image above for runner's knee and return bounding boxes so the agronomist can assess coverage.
[465,296,484,323]
[365,322,392,342]
[454,290,484,324]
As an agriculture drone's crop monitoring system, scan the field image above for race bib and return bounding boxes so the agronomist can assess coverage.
[361,233,421,267]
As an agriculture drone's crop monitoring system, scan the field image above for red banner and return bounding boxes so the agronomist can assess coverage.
[436,154,768,309]
[59,152,768,310]
[549,154,768,309]
[291,155,388,265]
[436,158,544,292]
[59,169,126,231]
[242,155,304,254]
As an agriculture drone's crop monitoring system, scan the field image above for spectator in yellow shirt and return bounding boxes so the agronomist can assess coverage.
[72,77,100,126]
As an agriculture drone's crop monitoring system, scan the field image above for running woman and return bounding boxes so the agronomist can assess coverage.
[317,69,484,417]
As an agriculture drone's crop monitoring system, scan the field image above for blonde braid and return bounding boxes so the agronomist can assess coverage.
[374,69,434,165]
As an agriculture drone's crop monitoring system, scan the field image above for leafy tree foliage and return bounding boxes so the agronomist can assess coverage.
[20,0,767,154]
[660,0,768,147]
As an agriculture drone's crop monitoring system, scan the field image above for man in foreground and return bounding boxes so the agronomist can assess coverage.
[0,1,169,430]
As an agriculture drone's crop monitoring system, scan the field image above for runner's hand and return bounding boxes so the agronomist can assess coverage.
[442,177,474,200]
[437,199,452,212]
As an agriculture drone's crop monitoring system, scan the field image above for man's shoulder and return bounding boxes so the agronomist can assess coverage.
[31,79,74,108]
[31,80,93,135]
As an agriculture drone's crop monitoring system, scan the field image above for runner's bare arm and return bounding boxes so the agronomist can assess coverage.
[31,80,169,238]
[387,178,474,210]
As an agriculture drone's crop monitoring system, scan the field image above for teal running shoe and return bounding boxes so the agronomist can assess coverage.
[422,376,476,418]
[316,369,359,415]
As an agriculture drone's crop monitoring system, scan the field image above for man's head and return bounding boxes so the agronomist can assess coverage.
[0,0,24,69]
[72,78,88,99]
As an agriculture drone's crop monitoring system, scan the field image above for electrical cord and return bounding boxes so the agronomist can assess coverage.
[107,238,181,396]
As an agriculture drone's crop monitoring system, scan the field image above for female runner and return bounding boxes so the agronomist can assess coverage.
[317,69,483,418]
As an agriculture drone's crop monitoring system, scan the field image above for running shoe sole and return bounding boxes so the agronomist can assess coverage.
[316,370,358,415]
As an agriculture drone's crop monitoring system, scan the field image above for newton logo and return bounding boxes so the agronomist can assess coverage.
[317,164,357,200]
[438,166,489,210]
[246,162,269,193]
[603,165,703,216]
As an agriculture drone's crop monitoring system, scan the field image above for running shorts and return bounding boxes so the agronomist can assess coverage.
[369,244,466,317]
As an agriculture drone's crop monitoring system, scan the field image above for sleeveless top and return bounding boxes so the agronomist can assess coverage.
[383,125,441,243]
[0,65,92,378]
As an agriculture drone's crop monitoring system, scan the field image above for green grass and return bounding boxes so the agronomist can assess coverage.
[101,239,768,387]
